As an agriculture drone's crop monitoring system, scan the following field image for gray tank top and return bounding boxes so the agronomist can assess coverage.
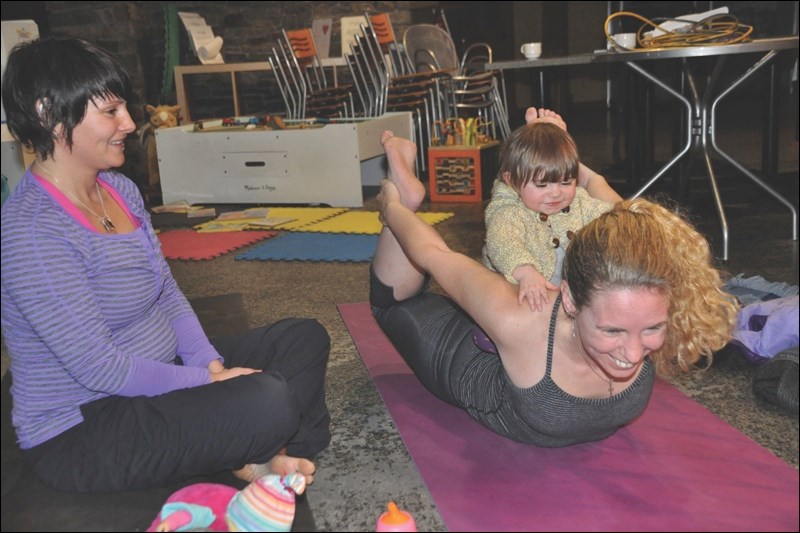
[499,294,655,447]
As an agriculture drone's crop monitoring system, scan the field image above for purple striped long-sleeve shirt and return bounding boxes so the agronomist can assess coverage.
[1,169,222,449]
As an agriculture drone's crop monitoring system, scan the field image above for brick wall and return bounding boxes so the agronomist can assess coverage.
[43,1,425,121]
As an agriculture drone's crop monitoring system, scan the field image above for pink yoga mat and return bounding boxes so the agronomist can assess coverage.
[339,302,799,532]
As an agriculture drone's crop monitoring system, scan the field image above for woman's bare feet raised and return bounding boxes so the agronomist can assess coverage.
[381,130,426,211]
[525,107,567,132]
[234,454,316,485]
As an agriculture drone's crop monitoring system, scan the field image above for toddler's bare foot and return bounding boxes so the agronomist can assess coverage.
[233,455,317,485]
[381,130,426,211]
[525,107,567,131]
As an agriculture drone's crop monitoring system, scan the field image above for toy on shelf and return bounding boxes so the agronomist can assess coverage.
[139,104,182,193]
[192,115,287,132]
[432,117,493,147]
[147,473,306,532]
[146,104,182,129]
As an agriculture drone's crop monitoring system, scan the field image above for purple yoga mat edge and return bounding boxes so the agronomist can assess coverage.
[338,302,799,532]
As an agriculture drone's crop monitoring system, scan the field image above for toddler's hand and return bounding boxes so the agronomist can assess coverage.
[517,268,558,312]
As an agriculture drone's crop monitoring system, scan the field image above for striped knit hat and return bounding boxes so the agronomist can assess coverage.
[226,473,307,532]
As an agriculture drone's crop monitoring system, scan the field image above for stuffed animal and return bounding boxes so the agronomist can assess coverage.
[147,473,307,532]
[139,104,181,192]
[147,104,181,129]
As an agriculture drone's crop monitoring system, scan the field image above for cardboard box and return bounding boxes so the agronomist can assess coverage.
[428,142,499,202]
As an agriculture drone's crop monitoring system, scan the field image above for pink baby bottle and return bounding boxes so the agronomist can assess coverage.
[375,501,417,532]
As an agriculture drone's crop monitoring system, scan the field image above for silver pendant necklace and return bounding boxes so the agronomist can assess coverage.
[39,167,116,232]
[572,319,613,397]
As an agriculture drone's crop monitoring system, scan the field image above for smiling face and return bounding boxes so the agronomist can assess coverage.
[569,287,669,379]
[499,123,580,198]
[61,96,136,171]
[516,176,577,216]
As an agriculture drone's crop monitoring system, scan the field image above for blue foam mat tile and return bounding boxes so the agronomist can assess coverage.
[235,232,379,262]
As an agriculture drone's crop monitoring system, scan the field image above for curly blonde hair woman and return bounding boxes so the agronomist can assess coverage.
[370,130,738,447]
[563,199,739,376]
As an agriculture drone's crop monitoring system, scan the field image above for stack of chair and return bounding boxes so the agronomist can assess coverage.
[269,28,355,120]
[400,22,510,159]
[347,14,452,172]
[448,43,511,142]
[460,42,509,132]
[366,12,410,78]
[402,23,459,74]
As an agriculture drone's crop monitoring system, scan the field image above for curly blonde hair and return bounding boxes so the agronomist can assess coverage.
[563,198,739,375]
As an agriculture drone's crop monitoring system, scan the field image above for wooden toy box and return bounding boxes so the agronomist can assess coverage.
[427,141,500,202]
[155,112,412,207]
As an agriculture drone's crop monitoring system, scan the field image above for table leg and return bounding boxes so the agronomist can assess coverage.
[761,61,779,179]
[709,50,798,253]
[627,51,798,262]
[625,62,692,200]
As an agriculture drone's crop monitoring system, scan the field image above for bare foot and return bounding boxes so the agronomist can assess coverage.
[233,454,317,485]
[525,107,567,132]
[524,107,540,124]
[381,130,426,211]
[270,454,316,485]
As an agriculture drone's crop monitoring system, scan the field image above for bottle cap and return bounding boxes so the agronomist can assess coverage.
[376,501,417,532]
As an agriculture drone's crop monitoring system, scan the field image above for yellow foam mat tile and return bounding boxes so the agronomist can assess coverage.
[299,211,455,234]
[194,207,348,233]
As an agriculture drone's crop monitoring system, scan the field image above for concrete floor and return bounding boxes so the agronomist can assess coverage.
[1,100,798,532]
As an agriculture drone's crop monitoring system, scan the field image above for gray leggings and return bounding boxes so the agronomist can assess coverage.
[369,267,509,420]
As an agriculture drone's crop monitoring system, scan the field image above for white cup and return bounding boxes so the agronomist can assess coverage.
[520,42,542,59]
[609,33,637,50]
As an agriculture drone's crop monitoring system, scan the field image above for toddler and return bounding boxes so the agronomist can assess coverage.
[482,109,616,312]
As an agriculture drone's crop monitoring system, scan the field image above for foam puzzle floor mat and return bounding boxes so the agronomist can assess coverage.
[158,229,277,260]
[193,207,348,233]
[297,211,454,234]
[236,232,379,262]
